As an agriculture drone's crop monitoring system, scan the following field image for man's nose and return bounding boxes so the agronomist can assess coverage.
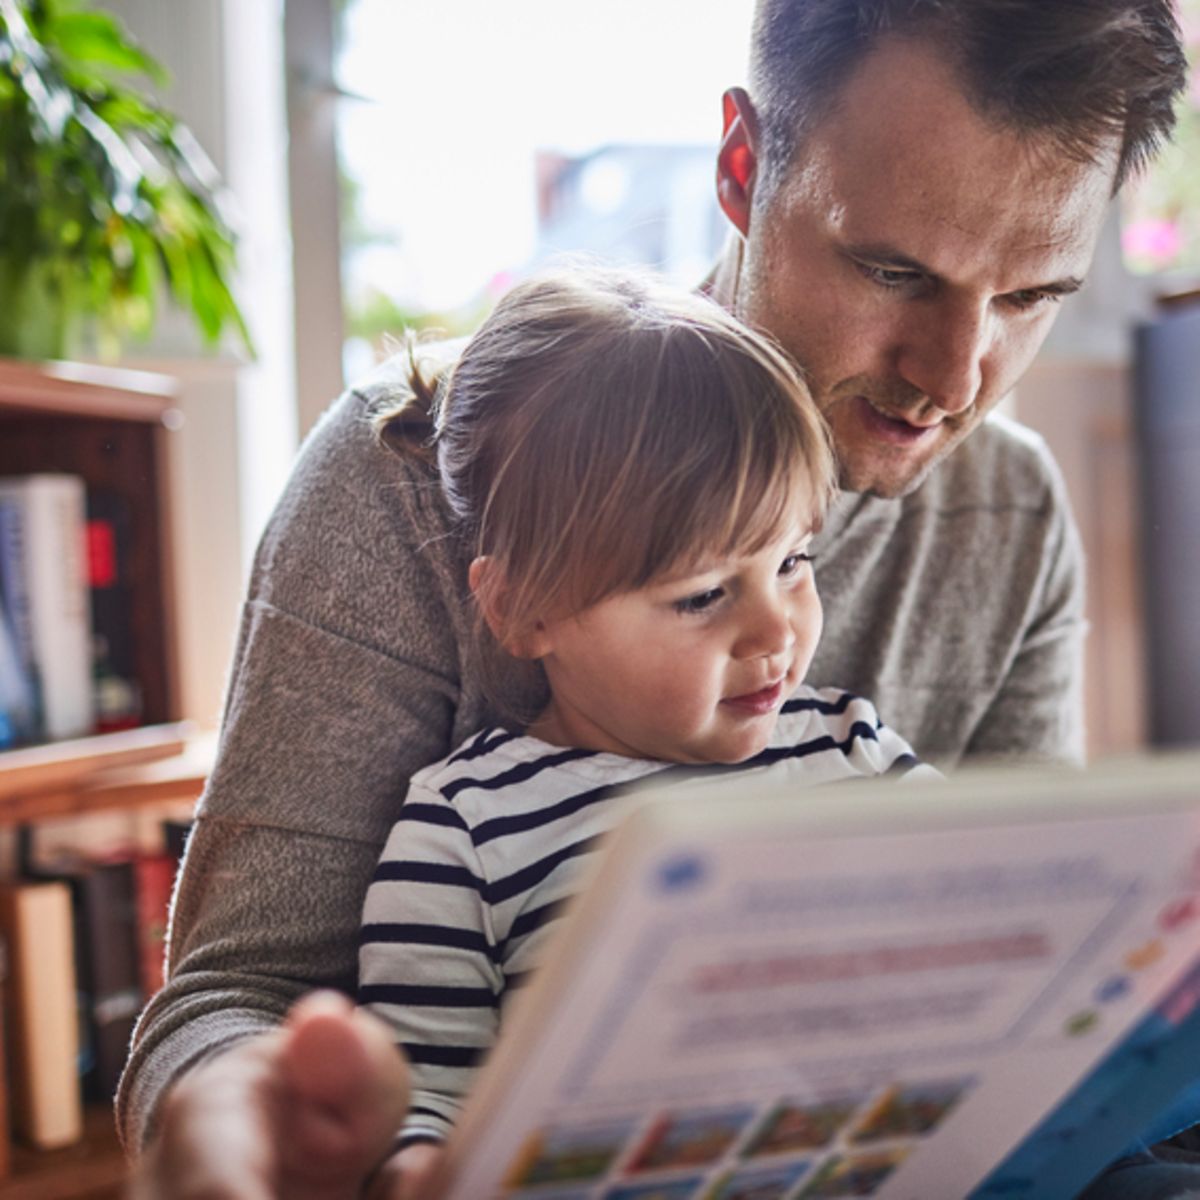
[896,299,990,416]
[733,595,795,661]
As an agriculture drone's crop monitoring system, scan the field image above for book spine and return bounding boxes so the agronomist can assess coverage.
[0,496,41,744]
[76,862,143,1101]
[0,881,83,1150]
[0,936,11,1178]
[87,490,142,732]
[133,853,176,1000]
[0,476,94,740]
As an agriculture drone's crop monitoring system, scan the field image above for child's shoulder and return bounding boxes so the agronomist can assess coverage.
[408,726,660,824]
[409,726,533,795]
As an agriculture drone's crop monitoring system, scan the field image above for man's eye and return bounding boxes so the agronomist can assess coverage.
[857,262,921,289]
[674,587,724,615]
[1004,289,1062,312]
[780,552,815,578]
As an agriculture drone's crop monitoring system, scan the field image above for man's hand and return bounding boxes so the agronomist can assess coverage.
[366,1142,448,1200]
[131,991,410,1200]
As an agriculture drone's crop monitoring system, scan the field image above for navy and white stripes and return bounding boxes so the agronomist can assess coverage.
[358,685,932,1142]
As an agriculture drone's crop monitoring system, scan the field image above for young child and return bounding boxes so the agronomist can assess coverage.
[358,266,933,1157]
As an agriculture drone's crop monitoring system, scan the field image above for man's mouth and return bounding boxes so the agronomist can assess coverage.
[721,680,785,715]
[855,396,942,446]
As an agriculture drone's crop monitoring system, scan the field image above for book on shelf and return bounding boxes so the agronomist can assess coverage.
[0,474,93,743]
[434,752,1200,1200]
[0,494,40,748]
[87,489,143,733]
[0,879,83,1150]
[0,930,11,1178]
[21,816,187,1103]
[46,858,143,1103]
[132,851,176,1000]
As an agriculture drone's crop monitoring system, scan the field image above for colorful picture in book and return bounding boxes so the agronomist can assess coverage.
[509,1191,593,1200]
[626,1106,759,1173]
[603,1180,707,1200]
[742,1096,865,1158]
[849,1078,972,1143]
[702,1157,813,1199]
[504,1117,641,1187]
[796,1148,910,1197]
[509,1190,593,1200]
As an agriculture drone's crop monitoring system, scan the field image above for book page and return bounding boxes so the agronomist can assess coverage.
[444,762,1200,1200]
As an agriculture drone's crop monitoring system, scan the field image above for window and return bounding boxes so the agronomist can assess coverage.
[1120,0,1200,280]
[333,0,756,375]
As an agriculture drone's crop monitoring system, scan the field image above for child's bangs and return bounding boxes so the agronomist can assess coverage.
[652,413,829,584]
[553,355,834,611]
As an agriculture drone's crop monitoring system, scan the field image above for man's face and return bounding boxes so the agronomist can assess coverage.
[733,39,1118,498]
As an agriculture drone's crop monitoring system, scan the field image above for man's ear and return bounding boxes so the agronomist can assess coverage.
[717,87,760,237]
[469,556,553,660]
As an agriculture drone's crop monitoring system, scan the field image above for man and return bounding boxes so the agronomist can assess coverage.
[124,2,1189,1196]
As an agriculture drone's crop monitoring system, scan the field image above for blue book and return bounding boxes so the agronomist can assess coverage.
[0,496,41,745]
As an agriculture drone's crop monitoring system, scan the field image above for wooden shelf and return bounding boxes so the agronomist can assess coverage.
[0,726,213,827]
[2,1105,127,1199]
[0,359,177,422]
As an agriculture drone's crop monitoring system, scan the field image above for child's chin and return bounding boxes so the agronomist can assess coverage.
[705,732,774,765]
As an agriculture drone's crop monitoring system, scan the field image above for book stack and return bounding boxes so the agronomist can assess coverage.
[0,473,143,751]
[0,815,190,1157]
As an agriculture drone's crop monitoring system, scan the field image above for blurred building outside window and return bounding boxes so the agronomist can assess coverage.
[333,0,755,379]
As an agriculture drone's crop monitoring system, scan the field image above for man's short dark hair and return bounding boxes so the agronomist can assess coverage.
[749,0,1188,193]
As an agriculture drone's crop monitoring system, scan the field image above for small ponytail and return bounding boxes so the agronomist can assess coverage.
[373,332,442,464]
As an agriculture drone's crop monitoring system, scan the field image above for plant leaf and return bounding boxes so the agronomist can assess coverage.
[46,10,167,85]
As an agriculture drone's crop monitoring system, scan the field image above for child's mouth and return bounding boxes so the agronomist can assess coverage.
[721,680,784,715]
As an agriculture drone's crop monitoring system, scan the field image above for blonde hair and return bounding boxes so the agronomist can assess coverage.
[378,265,835,658]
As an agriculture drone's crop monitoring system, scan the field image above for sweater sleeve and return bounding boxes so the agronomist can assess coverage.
[359,782,504,1143]
[115,383,479,1153]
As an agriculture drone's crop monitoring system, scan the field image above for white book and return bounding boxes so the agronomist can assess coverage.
[0,879,83,1150]
[0,475,93,740]
[441,753,1200,1200]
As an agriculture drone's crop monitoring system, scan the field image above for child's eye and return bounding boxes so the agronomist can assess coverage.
[673,587,724,615]
[780,552,815,577]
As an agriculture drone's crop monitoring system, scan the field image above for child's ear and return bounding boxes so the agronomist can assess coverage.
[469,556,553,660]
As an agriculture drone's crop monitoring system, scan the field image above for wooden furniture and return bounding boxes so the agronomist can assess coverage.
[0,732,213,1198]
[0,360,210,1197]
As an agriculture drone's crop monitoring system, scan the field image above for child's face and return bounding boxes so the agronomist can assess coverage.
[530,520,822,764]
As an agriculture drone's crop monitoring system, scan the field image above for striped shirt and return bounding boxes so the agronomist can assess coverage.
[358,685,933,1142]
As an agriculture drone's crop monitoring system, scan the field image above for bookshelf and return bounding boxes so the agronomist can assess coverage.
[0,360,211,1197]
[0,358,182,729]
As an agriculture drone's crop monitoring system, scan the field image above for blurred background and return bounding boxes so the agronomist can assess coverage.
[17,0,1200,756]
[0,5,1195,1186]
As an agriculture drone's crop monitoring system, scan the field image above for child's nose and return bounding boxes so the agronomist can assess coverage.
[734,597,795,661]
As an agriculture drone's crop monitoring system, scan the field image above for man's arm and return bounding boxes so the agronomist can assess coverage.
[117,378,501,1152]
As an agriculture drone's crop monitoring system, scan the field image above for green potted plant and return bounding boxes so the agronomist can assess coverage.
[0,0,250,359]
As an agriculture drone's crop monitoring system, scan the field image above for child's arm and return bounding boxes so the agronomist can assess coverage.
[359,781,504,1144]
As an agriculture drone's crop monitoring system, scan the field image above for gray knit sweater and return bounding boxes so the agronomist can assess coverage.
[116,353,1084,1150]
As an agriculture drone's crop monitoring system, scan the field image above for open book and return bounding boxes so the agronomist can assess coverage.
[435,752,1200,1200]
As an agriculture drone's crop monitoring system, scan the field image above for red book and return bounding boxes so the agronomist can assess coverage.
[133,853,176,1000]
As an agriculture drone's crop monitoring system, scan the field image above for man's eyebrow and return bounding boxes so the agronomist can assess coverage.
[843,242,1085,296]
[844,243,930,273]
[1022,276,1086,297]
